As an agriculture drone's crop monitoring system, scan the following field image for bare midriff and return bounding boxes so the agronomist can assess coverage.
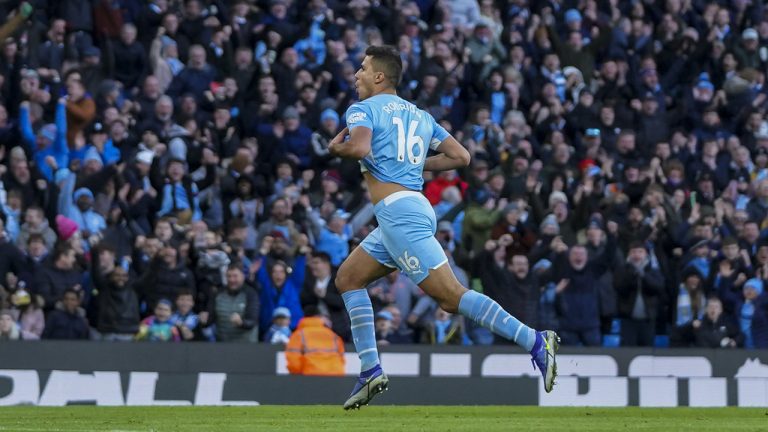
[364,172,415,205]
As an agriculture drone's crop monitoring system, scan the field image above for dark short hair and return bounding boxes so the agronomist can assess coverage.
[311,251,331,264]
[365,45,402,88]
[27,233,45,246]
[53,243,74,261]
[176,289,194,299]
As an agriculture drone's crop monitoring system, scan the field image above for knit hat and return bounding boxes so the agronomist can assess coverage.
[548,191,568,208]
[83,147,102,166]
[540,214,559,233]
[55,215,79,241]
[742,28,759,41]
[321,169,342,185]
[376,311,394,321]
[565,9,582,23]
[320,108,340,124]
[272,307,291,319]
[744,278,764,296]
[74,187,94,202]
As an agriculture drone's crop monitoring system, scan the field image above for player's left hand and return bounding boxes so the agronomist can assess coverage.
[329,127,349,155]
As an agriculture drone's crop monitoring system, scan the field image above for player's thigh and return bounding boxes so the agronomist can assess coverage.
[336,230,395,293]
[379,225,467,313]
[418,262,468,314]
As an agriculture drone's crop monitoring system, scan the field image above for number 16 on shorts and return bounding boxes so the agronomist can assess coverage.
[398,250,423,276]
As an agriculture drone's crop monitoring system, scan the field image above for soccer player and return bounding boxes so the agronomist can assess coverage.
[329,46,559,410]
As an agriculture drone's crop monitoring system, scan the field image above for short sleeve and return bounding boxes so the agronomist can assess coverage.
[429,115,450,150]
[345,103,374,130]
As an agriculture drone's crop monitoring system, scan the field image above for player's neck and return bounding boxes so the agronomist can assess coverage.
[369,87,398,98]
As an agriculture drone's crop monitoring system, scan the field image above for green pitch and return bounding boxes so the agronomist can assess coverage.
[0,406,766,431]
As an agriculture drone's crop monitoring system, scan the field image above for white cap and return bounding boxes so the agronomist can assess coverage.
[136,150,154,165]
[743,28,759,40]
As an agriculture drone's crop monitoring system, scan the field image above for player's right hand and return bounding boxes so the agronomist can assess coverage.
[328,127,349,154]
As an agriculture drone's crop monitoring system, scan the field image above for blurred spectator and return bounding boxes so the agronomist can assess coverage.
[169,290,200,342]
[671,268,707,344]
[374,309,395,346]
[136,298,180,342]
[264,306,292,345]
[32,242,82,312]
[42,290,89,340]
[300,251,349,341]
[683,297,742,348]
[15,206,56,250]
[615,242,664,347]
[720,277,768,349]
[475,235,540,344]
[137,243,195,311]
[545,222,618,346]
[8,283,43,339]
[96,262,139,342]
[421,308,466,345]
[206,264,259,342]
[0,309,35,340]
[255,235,308,335]
[285,305,345,376]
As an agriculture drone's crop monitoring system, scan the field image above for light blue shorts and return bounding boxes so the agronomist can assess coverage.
[360,191,448,284]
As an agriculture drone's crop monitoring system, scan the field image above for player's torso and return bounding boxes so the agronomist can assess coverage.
[356,95,434,190]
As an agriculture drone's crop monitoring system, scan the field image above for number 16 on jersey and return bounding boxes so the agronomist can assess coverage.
[393,117,424,165]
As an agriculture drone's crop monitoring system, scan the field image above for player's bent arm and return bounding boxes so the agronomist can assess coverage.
[423,136,471,172]
[329,126,372,160]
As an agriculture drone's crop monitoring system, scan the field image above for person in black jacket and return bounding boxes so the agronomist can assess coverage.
[137,244,196,313]
[474,234,540,344]
[111,23,147,92]
[93,245,139,341]
[545,221,619,346]
[31,243,82,312]
[691,297,742,348]
[301,251,350,341]
[614,241,665,346]
[42,289,89,340]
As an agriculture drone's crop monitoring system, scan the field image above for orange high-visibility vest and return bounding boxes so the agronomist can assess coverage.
[286,316,345,376]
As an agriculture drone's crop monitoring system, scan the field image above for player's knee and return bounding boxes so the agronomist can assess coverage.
[438,298,460,314]
[439,284,467,314]
[335,271,353,293]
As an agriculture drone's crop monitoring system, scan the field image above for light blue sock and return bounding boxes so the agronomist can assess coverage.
[342,289,379,372]
[458,289,537,352]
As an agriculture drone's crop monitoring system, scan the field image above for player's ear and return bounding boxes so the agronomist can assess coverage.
[374,71,386,85]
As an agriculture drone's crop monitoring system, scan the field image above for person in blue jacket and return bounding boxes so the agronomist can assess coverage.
[19,98,68,181]
[255,234,310,337]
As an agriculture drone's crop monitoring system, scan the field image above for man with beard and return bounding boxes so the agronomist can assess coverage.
[204,264,259,342]
[140,95,186,140]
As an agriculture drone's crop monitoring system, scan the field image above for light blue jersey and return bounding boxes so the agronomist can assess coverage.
[345,94,449,191]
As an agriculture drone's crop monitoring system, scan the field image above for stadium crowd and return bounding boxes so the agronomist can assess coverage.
[0,0,768,349]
